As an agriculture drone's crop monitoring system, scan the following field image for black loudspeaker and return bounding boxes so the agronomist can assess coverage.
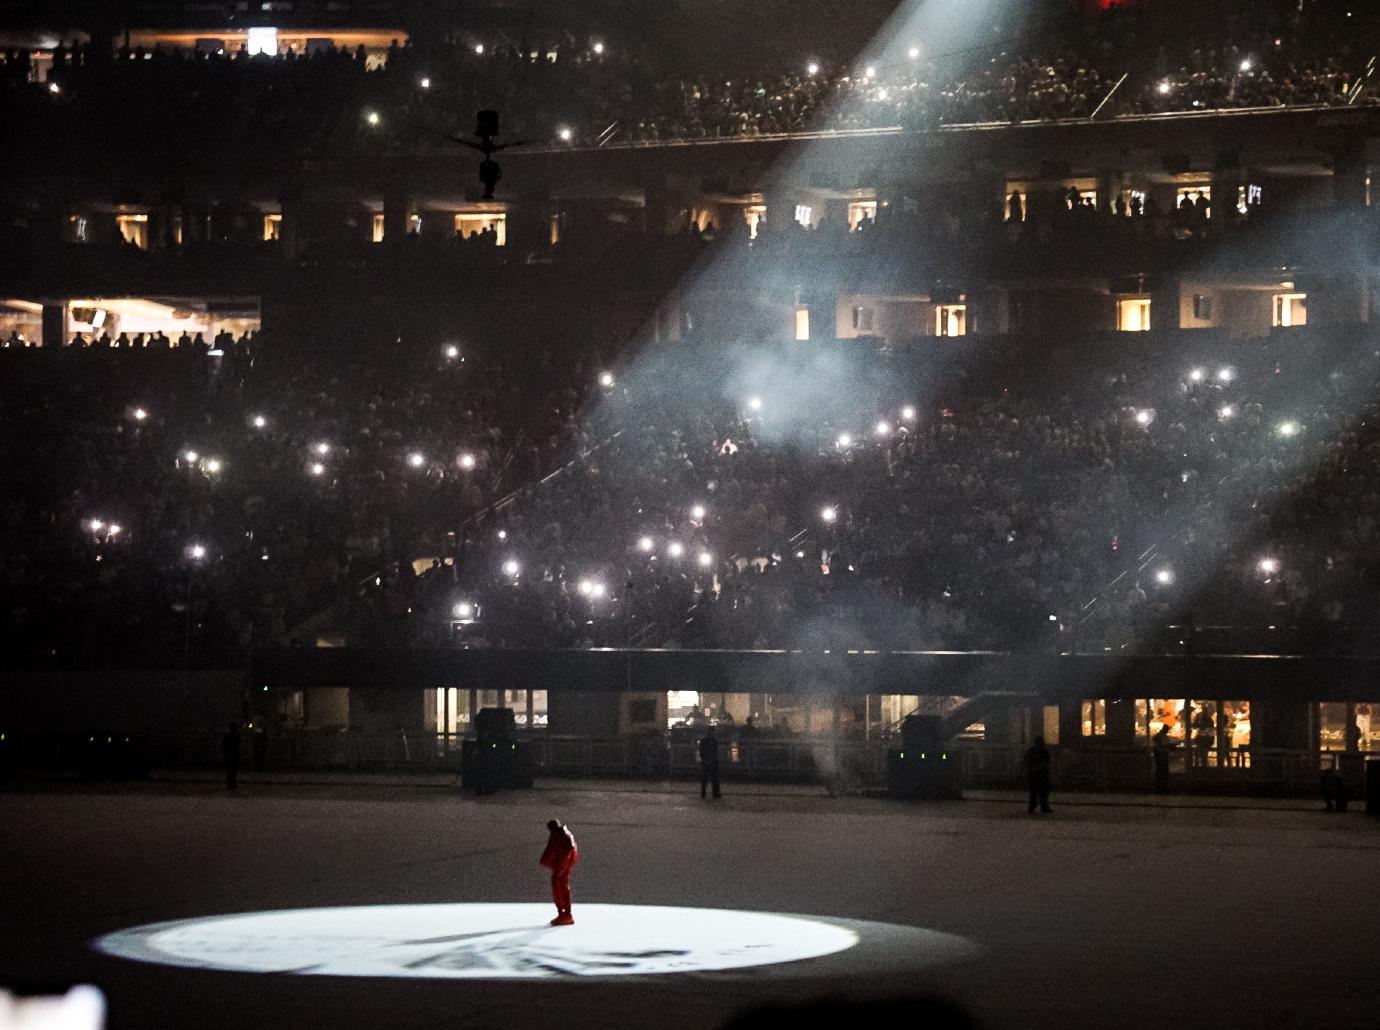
[886,746,962,800]
[890,716,960,800]
[462,708,532,793]
[476,110,500,138]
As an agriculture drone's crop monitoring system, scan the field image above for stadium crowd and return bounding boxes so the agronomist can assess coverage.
[6,326,1380,661]
[3,9,1373,158]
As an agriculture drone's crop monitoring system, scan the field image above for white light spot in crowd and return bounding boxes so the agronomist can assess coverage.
[638,536,654,552]
[865,65,876,79]
[901,406,916,420]
[1135,410,1152,426]
[1219,405,1235,419]
[691,505,706,520]
[592,42,605,55]
[89,519,105,532]
[497,530,507,541]
[1277,421,1299,437]
[444,344,460,359]
[875,421,891,437]
[474,44,484,55]
[454,602,473,619]
[591,582,606,598]
[365,110,380,126]
[1155,569,1175,585]
[837,433,853,448]
[48,81,60,94]
[697,552,713,568]
[807,61,820,75]
[1240,59,1252,72]
[419,76,431,89]
[598,371,614,388]
[205,458,223,473]
[502,559,520,577]
[408,452,426,468]
[821,506,837,523]
[458,453,476,470]
[578,580,594,596]
[908,46,920,60]
[183,450,199,463]
[1158,80,1171,94]
[108,524,122,536]
[309,463,325,476]
[187,544,206,560]
[1188,368,1204,382]
[748,396,763,411]
[252,415,267,428]
[315,442,330,456]
[1259,558,1280,575]
[133,407,148,421]
[667,542,684,558]
[558,126,573,142]
[796,550,806,559]
[1217,367,1234,382]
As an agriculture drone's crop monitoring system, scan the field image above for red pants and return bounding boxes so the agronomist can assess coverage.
[551,871,572,914]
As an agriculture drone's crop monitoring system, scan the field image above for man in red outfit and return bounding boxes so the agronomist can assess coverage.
[538,819,579,926]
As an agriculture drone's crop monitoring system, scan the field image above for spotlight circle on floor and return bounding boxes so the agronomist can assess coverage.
[95,904,973,980]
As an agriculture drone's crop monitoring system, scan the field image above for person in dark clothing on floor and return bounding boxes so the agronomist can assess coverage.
[698,725,721,799]
[221,722,240,790]
[1024,736,1052,813]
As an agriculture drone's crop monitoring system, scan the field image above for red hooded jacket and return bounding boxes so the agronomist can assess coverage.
[539,824,579,874]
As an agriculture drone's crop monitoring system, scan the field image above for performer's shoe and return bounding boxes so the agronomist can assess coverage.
[550,913,575,926]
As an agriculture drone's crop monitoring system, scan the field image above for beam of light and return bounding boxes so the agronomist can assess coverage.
[89,904,985,979]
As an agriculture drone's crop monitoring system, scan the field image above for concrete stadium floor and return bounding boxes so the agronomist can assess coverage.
[2,777,1376,1029]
